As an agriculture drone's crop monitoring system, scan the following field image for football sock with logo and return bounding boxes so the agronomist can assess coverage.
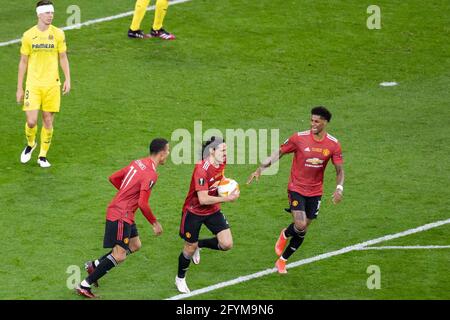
[86,254,118,285]
[130,0,150,31]
[153,0,168,30]
[38,126,53,158]
[198,237,221,250]
[281,232,306,260]
[25,122,37,147]
[177,252,191,278]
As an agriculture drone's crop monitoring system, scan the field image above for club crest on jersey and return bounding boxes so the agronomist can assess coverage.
[199,178,205,186]
[322,149,330,156]
[48,35,54,40]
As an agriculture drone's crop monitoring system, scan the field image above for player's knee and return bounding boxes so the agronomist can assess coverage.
[112,252,127,263]
[219,240,233,251]
[294,221,307,232]
[27,120,37,128]
[112,247,127,263]
[42,120,53,129]
[184,242,197,256]
[130,242,141,252]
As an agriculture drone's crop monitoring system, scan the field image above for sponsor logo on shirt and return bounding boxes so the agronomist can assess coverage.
[32,43,55,49]
[305,158,324,167]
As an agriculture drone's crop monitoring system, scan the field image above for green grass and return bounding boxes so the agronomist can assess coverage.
[0,0,449,300]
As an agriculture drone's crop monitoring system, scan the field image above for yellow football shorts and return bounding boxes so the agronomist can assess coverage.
[23,85,61,113]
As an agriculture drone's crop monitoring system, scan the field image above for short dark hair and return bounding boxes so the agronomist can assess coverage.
[202,136,225,159]
[311,106,332,122]
[149,138,168,155]
[36,0,53,7]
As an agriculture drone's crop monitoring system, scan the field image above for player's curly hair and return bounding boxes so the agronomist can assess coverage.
[311,106,332,122]
[36,0,53,7]
[201,136,225,159]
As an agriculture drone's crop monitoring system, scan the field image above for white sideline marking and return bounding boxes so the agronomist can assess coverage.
[167,218,450,300]
[0,0,192,47]
[357,245,450,250]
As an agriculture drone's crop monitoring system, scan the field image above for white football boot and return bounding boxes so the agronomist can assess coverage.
[192,247,201,265]
[20,143,37,163]
[37,157,51,168]
[175,276,191,294]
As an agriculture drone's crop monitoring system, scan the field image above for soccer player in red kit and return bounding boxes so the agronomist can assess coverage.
[248,106,345,274]
[76,138,170,298]
[175,137,240,293]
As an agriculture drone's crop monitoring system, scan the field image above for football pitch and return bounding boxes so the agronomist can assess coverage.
[0,0,449,300]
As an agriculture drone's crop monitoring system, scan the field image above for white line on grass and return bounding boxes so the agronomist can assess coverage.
[357,245,450,250]
[167,218,450,300]
[0,0,192,47]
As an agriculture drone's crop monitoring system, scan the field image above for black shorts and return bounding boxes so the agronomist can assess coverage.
[287,191,322,220]
[179,210,230,243]
[103,219,139,250]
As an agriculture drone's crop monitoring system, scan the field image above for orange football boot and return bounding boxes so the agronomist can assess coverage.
[275,228,288,256]
[275,258,287,274]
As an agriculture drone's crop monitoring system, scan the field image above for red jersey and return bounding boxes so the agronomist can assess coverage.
[182,159,225,216]
[280,130,343,196]
[106,158,158,225]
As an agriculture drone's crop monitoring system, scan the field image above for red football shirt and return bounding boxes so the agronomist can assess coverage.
[280,130,343,196]
[106,158,158,225]
[182,159,225,216]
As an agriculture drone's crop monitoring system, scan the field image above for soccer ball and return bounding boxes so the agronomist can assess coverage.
[218,178,239,197]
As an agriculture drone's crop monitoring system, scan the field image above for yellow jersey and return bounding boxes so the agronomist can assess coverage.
[20,25,67,87]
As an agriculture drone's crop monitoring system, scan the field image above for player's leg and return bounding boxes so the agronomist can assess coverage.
[20,86,41,163]
[38,86,60,167]
[276,195,320,273]
[128,224,141,253]
[150,0,175,40]
[85,225,139,287]
[77,220,131,298]
[275,192,306,257]
[195,211,232,263]
[176,210,202,293]
[129,0,151,38]
[37,111,54,167]
[21,110,39,163]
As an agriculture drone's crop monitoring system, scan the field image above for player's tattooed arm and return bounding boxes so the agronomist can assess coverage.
[332,163,345,204]
[247,149,284,184]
